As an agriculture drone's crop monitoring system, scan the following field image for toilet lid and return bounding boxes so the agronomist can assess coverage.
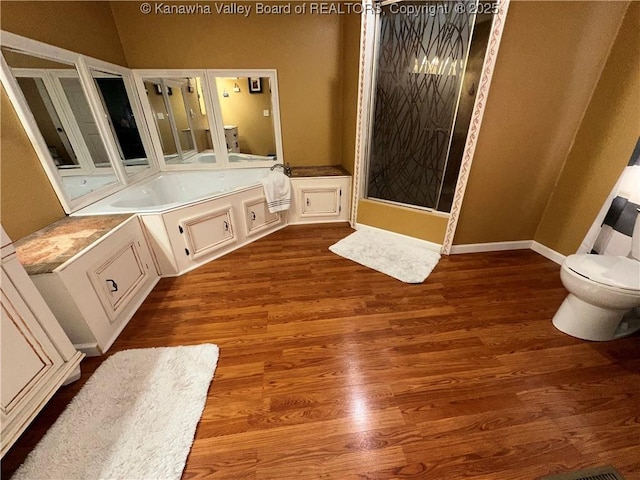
[565,254,640,290]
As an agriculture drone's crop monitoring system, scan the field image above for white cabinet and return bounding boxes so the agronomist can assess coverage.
[243,196,280,237]
[1,226,84,456]
[181,206,235,260]
[289,176,351,224]
[29,216,159,356]
[224,125,239,153]
[142,185,286,276]
[161,199,238,273]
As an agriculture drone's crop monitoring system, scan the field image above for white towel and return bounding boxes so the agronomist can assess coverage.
[261,170,291,213]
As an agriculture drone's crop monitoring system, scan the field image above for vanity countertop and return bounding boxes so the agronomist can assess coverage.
[290,165,350,177]
[14,214,135,275]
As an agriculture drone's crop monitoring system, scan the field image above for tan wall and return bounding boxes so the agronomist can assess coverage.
[1,1,128,238]
[1,87,65,240]
[110,2,347,167]
[453,1,629,245]
[340,11,361,174]
[216,78,276,156]
[534,2,640,256]
[1,1,127,66]
[357,199,448,245]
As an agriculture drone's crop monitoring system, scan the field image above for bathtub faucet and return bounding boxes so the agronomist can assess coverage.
[270,163,292,177]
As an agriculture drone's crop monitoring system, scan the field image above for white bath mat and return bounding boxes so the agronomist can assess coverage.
[329,228,441,283]
[12,344,219,480]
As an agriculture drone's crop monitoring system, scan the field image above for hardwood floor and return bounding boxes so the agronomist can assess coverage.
[3,223,640,479]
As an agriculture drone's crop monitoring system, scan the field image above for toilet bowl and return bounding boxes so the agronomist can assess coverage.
[553,212,640,341]
[553,255,640,340]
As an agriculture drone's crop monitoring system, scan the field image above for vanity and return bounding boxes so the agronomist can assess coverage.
[14,215,159,356]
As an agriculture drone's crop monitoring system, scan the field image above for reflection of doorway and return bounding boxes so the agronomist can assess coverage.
[13,69,114,175]
[166,82,196,156]
[17,76,78,167]
[32,79,77,166]
[93,76,147,162]
[59,77,111,167]
[145,79,197,163]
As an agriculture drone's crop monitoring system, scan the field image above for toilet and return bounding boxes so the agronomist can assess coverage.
[552,212,640,341]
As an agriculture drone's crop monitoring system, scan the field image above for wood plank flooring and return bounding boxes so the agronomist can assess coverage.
[3,223,640,479]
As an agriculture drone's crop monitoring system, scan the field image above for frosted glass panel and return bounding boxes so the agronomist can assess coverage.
[367,1,477,210]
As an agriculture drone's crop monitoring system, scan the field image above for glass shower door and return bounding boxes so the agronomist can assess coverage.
[366,0,478,211]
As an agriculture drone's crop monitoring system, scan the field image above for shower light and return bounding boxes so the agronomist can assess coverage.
[412,55,460,76]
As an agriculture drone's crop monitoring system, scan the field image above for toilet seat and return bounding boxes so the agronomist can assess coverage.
[564,254,640,291]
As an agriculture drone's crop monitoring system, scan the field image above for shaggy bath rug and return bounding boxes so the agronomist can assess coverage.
[329,227,441,283]
[12,344,219,480]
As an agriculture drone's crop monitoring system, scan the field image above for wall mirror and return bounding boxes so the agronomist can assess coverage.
[135,70,284,169]
[2,46,120,200]
[90,68,152,176]
[2,31,285,215]
[1,32,159,212]
[213,76,277,162]
[140,75,215,165]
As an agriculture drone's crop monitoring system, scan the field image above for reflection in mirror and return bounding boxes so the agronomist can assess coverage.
[91,69,150,175]
[2,47,118,200]
[215,77,277,162]
[142,77,214,165]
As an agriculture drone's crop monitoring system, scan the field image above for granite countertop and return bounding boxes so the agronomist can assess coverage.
[290,165,350,177]
[14,214,134,275]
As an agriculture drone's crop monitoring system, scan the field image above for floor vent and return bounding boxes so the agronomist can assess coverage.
[541,465,625,480]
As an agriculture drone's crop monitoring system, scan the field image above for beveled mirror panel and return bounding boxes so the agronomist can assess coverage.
[2,47,119,200]
[137,70,283,168]
[214,76,277,162]
[91,69,151,176]
[142,76,215,165]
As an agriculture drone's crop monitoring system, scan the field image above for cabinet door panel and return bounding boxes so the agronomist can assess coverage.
[244,197,279,236]
[301,188,340,216]
[0,271,62,417]
[89,241,146,321]
[289,177,350,224]
[1,308,45,410]
[182,208,235,260]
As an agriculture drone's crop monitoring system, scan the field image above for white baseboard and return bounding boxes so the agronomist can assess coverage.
[354,223,442,253]
[74,343,101,357]
[531,241,566,265]
[449,239,566,265]
[450,240,532,254]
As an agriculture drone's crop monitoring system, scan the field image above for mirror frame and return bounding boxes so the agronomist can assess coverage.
[0,31,159,213]
[85,62,158,183]
[133,69,284,170]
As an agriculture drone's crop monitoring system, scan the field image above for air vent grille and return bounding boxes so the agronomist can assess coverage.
[541,465,625,480]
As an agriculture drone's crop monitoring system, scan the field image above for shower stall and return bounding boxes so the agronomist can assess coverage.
[353,0,509,251]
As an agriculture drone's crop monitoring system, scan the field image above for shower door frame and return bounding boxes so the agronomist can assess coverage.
[350,0,511,254]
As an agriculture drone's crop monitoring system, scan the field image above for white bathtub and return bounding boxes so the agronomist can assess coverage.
[74,168,271,215]
[172,152,276,164]
[62,174,118,200]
